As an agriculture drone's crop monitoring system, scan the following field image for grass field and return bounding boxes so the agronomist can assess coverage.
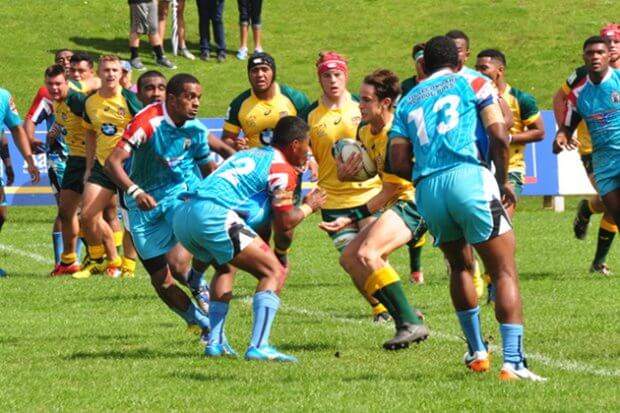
[1,198,619,411]
[1,0,620,411]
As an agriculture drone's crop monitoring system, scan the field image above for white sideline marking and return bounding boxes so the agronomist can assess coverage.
[239,297,620,378]
[0,243,48,264]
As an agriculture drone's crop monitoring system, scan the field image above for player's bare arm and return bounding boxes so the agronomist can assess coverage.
[104,147,157,211]
[9,125,39,183]
[387,137,412,181]
[272,187,326,232]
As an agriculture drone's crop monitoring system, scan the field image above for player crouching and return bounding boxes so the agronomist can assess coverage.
[173,116,326,362]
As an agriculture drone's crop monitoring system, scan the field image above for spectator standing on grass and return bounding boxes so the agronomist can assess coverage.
[236,0,263,60]
[158,0,195,60]
[128,0,176,70]
[196,0,227,63]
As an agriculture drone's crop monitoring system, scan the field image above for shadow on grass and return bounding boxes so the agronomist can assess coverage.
[518,271,563,281]
[277,342,332,352]
[169,371,238,382]
[341,372,426,382]
[64,347,195,361]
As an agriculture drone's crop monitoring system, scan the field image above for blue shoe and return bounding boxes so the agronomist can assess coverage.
[205,342,238,358]
[0,268,6,277]
[192,286,210,315]
[236,47,248,60]
[244,345,298,362]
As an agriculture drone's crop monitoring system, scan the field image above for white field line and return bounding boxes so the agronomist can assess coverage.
[0,243,48,264]
[240,297,620,378]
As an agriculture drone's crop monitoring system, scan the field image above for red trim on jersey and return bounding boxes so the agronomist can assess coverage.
[118,102,164,150]
[269,149,298,212]
[25,86,52,123]
[470,76,486,93]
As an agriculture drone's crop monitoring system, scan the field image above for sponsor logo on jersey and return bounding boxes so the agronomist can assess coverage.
[101,123,117,136]
[612,92,620,103]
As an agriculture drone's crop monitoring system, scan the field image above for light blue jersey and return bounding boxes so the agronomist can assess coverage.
[117,102,211,259]
[119,102,211,205]
[389,69,496,184]
[0,88,22,131]
[566,68,620,196]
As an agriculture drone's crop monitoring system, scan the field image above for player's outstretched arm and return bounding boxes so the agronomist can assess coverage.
[105,147,157,211]
[273,188,326,232]
[9,125,39,183]
[387,137,413,181]
[208,132,236,159]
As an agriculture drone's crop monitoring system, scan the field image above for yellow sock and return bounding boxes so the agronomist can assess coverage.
[413,233,426,248]
[113,231,123,248]
[364,266,400,296]
[600,217,619,233]
[88,244,105,261]
[372,302,389,315]
[108,256,122,268]
[61,252,77,265]
[121,257,136,272]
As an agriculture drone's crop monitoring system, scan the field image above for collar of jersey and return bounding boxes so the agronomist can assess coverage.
[587,68,614,86]
[161,101,181,128]
[251,82,281,102]
[425,68,455,82]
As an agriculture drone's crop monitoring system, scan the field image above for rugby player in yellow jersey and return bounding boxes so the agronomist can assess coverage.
[475,49,545,217]
[552,24,620,275]
[221,52,311,276]
[73,56,143,279]
[69,52,101,94]
[304,51,389,321]
[45,65,89,276]
[320,69,429,348]
[475,49,544,301]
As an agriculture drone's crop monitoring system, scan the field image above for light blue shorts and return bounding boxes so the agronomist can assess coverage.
[416,164,512,246]
[173,198,258,265]
[593,149,620,196]
[127,197,183,260]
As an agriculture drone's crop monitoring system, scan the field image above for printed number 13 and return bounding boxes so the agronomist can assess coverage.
[407,95,461,145]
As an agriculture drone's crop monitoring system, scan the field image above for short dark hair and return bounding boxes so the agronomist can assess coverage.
[70,52,94,68]
[54,49,73,60]
[477,48,507,66]
[363,69,401,107]
[446,29,470,50]
[166,73,200,97]
[583,35,610,51]
[44,64,66,79]
[424,36,459,74]
[137,70,166,92]
[271,116,308,148]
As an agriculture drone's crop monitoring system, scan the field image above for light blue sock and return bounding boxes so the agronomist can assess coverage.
[52,232,63,264]
[500,323,525,367]
[456,306,487,354]
[250,291,280,348]
[187,267,207,291]
[209,301,229,345]
[76,238,83,259]
[172,301,210,330]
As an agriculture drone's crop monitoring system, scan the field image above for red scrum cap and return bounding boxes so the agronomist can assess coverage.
[316,52,348,77]
[600,23,620,39]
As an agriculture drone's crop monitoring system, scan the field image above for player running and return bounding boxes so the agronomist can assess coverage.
[319,69,429,350]
[304,51,392,321]
[173,116,326,361]
[72,55,143,279]
[389,36,545,381]
[553,24,620,275]
[555,36,620,249]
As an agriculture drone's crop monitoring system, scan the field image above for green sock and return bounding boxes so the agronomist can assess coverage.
[374,281,423,326]
[593,227,615,265]
[408,243,423,273]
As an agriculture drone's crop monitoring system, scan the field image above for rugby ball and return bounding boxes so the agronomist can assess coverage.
[331,138,377,181]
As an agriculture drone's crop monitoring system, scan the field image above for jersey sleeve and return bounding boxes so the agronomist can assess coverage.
[118,108,157,153]
[81,95,95,131]
[268,161,298,212]
[193,124,211,166]
[66,89,86,117]
[469,77,496,110]
[122,88,144,116]
[281,85,311,114]
[223,90,250,135]
[516,90,541,126]
[1,90,22,129]
[25,86,54,124]
[563,90,583,132]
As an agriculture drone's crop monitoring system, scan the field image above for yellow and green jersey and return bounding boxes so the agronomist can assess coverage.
[223,83,310,148]
[357,116,414,204]
[82,88,142,164]
[561,66,592,155]
[502,84,541,174]
[304,92,381,209]
[53,85,87,157]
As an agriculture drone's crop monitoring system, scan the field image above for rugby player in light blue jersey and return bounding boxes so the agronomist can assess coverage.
[105,74,224,339]
[388,36,545,381]
[173,116,326,362]
[0,87,41,277]
[556,35,620,240]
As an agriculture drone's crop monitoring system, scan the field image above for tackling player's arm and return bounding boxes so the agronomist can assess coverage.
[0,134,13,186]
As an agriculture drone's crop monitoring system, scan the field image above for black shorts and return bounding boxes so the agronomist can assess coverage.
[61,156,86,194]
[87,160,118,192]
